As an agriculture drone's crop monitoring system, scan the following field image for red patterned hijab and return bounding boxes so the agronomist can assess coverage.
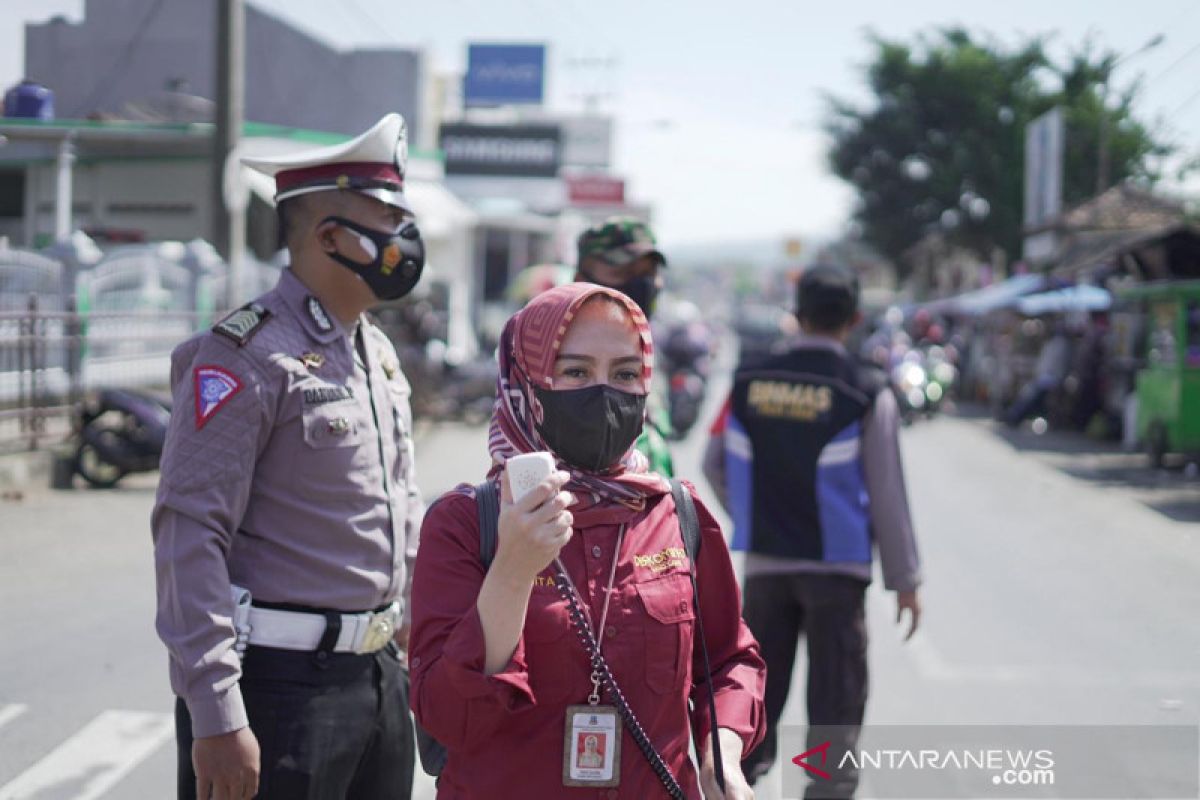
[487,283,669,526]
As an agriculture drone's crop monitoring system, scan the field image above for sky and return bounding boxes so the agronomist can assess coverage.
[2,0,1199,253]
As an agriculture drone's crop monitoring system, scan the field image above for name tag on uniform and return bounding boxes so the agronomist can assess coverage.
[303,384,354,405]
[562,705,620,787]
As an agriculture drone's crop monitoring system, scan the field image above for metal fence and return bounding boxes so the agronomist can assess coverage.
[0,294,202,453]
[0,237,282,454]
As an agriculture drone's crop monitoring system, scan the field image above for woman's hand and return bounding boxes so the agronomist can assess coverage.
[476,470,573,676]
[491,469,574,584]
[700,728,754,800]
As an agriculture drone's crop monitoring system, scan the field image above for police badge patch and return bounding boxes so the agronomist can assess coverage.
[193,365,243,430]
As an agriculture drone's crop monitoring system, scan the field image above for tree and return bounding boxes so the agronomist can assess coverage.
[825,29,1174,276]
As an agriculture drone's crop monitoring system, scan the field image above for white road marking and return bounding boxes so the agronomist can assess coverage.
[0,710,173,800]
[0,705,28,733]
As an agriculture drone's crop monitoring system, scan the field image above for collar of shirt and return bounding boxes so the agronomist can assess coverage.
[276,268,350,345]
[785,332,849,355]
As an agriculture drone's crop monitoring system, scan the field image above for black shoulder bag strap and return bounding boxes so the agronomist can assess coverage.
[671,478,727,795]
[476,480,500,567]
[414,481,503,779]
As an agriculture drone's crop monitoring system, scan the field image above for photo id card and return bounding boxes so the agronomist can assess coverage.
[562,704,620,787]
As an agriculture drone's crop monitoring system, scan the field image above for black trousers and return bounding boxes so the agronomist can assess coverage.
[175,643,414,800]
[740,572,869,799]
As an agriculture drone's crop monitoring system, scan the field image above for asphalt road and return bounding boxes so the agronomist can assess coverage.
[0,391,1197,799]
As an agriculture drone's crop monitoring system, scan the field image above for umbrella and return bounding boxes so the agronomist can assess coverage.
[952,274,1046,316]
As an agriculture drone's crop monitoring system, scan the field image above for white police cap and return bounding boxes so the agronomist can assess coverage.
[242,113,410,211]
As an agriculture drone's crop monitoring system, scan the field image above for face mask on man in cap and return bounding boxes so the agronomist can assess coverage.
[320,214,425,301]
[575,218,667,319]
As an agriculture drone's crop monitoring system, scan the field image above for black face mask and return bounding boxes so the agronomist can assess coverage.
[580,271,659,319]
[534,385,647,473]
[322,216,425,301]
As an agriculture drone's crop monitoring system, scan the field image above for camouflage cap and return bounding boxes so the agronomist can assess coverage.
[576,217,667,268]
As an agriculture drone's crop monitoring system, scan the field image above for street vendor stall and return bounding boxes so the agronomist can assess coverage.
[1116,280,1200,467]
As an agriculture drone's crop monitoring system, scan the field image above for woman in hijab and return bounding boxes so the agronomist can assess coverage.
[410,283,764,798]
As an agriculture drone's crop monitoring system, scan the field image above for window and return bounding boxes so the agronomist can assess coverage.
[482,229,509,301]
[1147,302,1177,367]
[0,170,25,217]
[1185,300,1200,369]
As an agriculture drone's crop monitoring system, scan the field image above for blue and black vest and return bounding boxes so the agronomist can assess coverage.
[723,345,889,562]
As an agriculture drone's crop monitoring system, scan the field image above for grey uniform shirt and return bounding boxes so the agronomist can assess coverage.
[152,268,423,738]
[702,335,921,592]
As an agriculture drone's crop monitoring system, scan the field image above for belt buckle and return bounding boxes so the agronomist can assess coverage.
[356,607,396,654]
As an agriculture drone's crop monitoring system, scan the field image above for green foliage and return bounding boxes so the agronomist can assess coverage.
[826,28,1173,275]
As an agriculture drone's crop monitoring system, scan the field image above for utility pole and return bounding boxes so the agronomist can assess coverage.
[54,134,75,242]
[213,0,245,310]
[1096,34,1164,195]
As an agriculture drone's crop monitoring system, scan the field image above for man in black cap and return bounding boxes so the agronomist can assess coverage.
[574,217,667,319]
[703,264,923,797]
[574,217,676,475]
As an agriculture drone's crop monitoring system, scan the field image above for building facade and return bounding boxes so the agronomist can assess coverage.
[24,0,425,141]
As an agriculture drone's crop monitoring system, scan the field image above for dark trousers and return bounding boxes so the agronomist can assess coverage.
[175,643,414,800]
[740,572,869,799]
[1004,380,1053,427]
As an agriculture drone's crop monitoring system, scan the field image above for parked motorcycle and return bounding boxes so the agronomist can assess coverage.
[74,388,171,488]
[441,353,498,425]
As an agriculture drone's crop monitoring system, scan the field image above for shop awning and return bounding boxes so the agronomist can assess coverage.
[1015,285,1111,316]
[951,274,1046,316]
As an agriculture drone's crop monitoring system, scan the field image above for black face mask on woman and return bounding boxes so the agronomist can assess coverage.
[322,216,425,300]
[534,384,647,472]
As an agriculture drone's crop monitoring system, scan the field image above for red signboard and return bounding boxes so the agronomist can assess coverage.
[567,175,625,206]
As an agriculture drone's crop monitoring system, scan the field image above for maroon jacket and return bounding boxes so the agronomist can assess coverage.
[410,482,765,799]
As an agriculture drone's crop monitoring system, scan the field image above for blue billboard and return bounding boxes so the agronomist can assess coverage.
[464,44,546,106]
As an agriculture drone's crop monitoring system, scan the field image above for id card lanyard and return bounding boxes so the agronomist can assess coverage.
[554,523,625,705]
[555,525,625,788]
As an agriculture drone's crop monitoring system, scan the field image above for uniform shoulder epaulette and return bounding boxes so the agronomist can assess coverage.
[213,302,272,347]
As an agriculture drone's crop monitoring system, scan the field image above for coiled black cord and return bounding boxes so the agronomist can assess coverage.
[555,569,687,800]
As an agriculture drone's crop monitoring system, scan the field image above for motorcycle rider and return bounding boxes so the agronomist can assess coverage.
[660,301,714,437]
[574,217,675,475]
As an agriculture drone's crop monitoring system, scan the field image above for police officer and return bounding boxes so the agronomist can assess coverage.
[574,217,675,475]
[152,113,425,800]
[703,264,923,798]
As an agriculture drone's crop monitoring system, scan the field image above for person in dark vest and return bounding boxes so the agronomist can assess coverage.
[703,264,923,798]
